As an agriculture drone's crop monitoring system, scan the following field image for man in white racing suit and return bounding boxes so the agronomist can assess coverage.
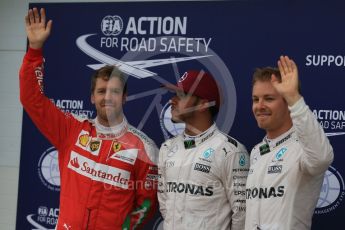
[158,70,249,230]
[245,56,334,230]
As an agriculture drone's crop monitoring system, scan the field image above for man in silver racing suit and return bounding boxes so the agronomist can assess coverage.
[158,70,249,230]
[245,56,334,230]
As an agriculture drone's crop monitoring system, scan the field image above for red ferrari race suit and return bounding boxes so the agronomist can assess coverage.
[19,48,158,230]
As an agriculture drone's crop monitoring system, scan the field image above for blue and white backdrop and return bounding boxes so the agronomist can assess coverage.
[17,1,345,229]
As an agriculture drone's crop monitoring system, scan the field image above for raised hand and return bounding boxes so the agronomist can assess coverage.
[272,55,302,106]
[25,8,52,49]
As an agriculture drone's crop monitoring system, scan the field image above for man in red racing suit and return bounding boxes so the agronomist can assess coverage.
[20,8,158,230]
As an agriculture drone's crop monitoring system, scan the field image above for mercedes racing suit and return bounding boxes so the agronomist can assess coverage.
[158,124,249,230]
[245,98,334,230]
[19,48,158,230]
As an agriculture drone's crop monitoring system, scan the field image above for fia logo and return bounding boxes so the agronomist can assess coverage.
[101,15,123,36]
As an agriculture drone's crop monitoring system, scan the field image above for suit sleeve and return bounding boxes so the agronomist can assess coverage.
[221,144,249,230]
[157,143,167,219]
[122,138,159,230]
[289,97,334,175]
[19,47,80,150]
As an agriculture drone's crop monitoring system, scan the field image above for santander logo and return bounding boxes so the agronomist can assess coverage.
[67,151,131,189]
[70,157,80,168]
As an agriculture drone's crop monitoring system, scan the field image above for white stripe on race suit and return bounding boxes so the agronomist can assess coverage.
[68,151,131,189]
[109,149,139,165]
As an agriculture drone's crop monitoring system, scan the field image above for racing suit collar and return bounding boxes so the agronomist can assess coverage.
[264,127,295,150]
[94,116,128,139]
[183,123,217,148]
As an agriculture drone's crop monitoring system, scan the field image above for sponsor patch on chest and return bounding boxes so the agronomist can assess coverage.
[75,130,102,156]
[267,165,282,174]
[68,151,131,189]
[110,148,138,165]
[194,163,211,173]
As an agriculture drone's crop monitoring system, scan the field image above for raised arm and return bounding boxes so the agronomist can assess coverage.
[273,56,333,175]
[25,8,52,49]
[20,8,79,150]
[272,55,302,106]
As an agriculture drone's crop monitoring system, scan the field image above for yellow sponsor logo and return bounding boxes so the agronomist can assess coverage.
[113,142,122,152]
[79,134,90,147]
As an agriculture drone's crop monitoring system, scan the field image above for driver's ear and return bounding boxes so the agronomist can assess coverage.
[122,93,127,105]
[199,99,212,112]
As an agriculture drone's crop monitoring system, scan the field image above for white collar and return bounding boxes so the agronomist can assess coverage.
[183,123,217,148]
[94,117,128,139]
